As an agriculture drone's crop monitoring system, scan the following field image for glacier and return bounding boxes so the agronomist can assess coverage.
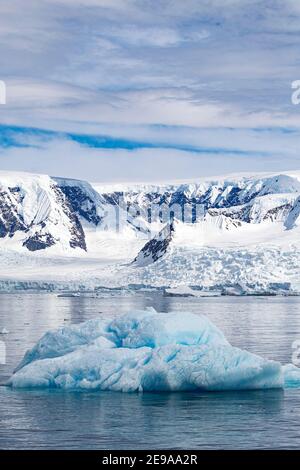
[8,309,300,392]
[1,170,300,294]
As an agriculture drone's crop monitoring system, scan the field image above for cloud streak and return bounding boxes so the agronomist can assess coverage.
[0,0,300,180]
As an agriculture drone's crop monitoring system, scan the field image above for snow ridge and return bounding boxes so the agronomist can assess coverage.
[0,170,300,294]
[285,196,300,230]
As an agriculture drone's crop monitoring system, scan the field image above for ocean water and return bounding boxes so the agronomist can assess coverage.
[0,293,300,449]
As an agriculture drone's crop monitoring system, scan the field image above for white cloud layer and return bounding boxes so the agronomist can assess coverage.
[0,0,300,179]
[0,132,299,183]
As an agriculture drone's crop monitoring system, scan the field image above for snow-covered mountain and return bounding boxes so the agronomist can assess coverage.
[1,170,300,253]
[133,222,176,267]
[0,172,106,253]
[95,173,300,225]
[0,170,300,294]
[285,195,300,230]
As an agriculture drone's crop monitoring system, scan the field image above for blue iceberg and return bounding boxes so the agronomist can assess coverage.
[8,308,300,392]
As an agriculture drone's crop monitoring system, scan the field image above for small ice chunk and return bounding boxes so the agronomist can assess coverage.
[283,364,300,388]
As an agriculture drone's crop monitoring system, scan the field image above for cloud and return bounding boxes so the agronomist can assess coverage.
[0,126,299,182]
[3,82,300,131]
[0,0,300,180]
[102,25,210,48]
[1,136,299,183]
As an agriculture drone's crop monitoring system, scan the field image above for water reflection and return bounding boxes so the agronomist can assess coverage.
[1,293,300,449]
[2,293,300,383]
[0,387,289,450]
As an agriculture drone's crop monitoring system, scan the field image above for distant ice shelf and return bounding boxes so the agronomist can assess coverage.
[164,286,222,297]
[8,309,300,392]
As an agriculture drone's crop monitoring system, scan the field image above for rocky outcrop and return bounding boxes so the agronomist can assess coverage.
[133,222,175,266]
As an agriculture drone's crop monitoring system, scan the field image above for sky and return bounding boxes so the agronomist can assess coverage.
[0,0,300,182]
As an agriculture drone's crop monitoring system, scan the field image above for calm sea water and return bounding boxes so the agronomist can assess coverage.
[0,293,300,449]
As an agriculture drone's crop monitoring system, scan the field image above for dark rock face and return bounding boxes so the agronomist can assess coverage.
[285,196,300,230]
[53,186,87,251]
[103,180,296,227]
[101,184,256,226]
[58,185,102,226]
[103,192,123,206]
[1,173,299,255]
[133,222,175,265]
[23,233,55,251]
[0,189,26,238]
[262,203,293,222]
[216,202,293,224]
[0,182,88,252]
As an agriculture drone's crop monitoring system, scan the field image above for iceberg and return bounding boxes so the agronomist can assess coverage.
[8,308,300,392]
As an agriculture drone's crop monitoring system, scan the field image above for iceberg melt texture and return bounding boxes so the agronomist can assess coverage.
[8,308,300,392]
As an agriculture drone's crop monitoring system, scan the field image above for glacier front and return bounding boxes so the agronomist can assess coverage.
[1,170,300,294]
[9,309,300,392]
